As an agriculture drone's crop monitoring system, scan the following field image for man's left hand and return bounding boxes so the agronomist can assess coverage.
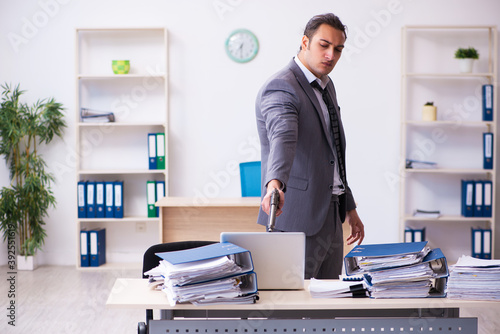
[345,209,365,245]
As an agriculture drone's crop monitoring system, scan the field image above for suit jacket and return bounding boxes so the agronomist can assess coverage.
[255,59,356,236]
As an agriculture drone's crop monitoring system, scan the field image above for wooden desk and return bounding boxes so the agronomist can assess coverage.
[106,279,485,334]
[156,197,355,255]
[156,197,263,243]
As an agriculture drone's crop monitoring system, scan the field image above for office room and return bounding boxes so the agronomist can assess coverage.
[0,0,499,332]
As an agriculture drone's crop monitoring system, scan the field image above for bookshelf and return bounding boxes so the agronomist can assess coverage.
[400,25,498,262]
[75,27,168,270]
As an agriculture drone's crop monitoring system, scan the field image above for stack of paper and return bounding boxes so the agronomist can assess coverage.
[344,242,449,298]
[145,242,258,306]
[447,255,500,300]
[309,278,368,298]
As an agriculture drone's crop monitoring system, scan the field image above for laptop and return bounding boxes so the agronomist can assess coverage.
[220,231,305,290]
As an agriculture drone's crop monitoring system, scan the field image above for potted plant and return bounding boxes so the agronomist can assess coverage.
[422,102,437,121]
[0,84,66,270]
[454,47,479,73]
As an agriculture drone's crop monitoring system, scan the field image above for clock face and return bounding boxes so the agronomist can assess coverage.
[225,29,259,63]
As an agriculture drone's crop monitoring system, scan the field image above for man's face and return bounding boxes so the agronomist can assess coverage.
[300,23,346,78]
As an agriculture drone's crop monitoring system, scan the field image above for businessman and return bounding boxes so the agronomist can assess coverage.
[255,13,365,279]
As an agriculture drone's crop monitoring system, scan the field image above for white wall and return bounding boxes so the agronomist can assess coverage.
[0,0,499,265]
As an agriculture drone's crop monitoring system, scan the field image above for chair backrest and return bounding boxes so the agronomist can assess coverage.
[239,161,261,197]
[142,240,217,278]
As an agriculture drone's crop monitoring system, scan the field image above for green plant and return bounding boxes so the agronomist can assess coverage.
[424,102,434,106]
[454,47,479,59]
[0,84,66,256]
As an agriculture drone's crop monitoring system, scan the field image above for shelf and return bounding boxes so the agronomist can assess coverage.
[404,168,493,174]
[404,72,494,78]
[75,27,168,270]
[404,120,494,127]
[78,169,166,175]
[78,122,166,127]
[77,262,141,271]
[404,215,493,222]
[400,25,497,260]
[78,74,166,79]
[404,25,496,30]
[79,217,159,223]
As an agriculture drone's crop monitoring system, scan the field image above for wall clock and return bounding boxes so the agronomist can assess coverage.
[225,29,259,63]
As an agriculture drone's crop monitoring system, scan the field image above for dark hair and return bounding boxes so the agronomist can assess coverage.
[301,13,347,50]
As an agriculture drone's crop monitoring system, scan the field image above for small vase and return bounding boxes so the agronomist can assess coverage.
[17,255,38,270]
[459,58,474,73]
[422,106,437,121]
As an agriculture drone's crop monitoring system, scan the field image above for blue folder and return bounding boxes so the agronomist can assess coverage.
[148,133,157,170]
[471,227,483,258]
[86,181,96,218]
[483,132,493,169]
[113,181,124,218]
[461,180,474,217]
[90,228,106,267]
[482,84,493,121]
[95,181,105,218]
[483,180,493,218]
[80,229,90,267]
[155,180,165,217]
[344,241,429,275]
[104,181,115,218]
[77,181,86,218]
[473,181,484,217]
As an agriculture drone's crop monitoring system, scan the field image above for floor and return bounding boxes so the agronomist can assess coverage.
[1,265,498,334]
[1,265,144,333]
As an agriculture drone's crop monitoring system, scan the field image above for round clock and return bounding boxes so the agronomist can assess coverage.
[225,29,259,63]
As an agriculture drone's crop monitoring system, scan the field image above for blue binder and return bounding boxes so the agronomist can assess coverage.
[148,133,157,170]
[113,181,124,218]
[104,181,114,218]
[80,229,90,267]
[483,180,493,218]
[95,182,105,218]
[482,228,492,259]
[482,84,493,121]
[483,132,493,169]
[461,180,474,217]
[86,181,96,218]
[473,180,483,217]
[155,180,165,217]
[471,227,483,258]
[344,241,429,275]
[77,181,86,218]
[404,227,425,243]
[90,228,106,267]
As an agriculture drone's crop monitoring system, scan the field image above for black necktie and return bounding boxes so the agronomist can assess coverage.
[311,80,346,186]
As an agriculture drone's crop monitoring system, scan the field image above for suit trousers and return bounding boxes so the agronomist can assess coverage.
[304,196,344,279]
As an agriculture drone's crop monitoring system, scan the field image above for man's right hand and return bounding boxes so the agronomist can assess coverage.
[261,179,285,216]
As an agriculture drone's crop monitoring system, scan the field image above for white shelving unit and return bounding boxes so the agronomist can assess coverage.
[400,26,498,262]
[75,27,168,270]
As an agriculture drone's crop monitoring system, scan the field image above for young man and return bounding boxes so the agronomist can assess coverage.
[255,13,365,279]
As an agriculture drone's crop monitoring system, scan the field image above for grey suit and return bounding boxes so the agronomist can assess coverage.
[255,58,357,236]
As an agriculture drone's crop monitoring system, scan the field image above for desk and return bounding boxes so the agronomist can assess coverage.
[106,279,488,334]
[156,197,263,242]
[155,197,355,255]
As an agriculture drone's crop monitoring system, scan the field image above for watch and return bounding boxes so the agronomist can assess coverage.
[225,29,259,63]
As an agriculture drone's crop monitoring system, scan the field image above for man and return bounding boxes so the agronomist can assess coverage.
[255,13,365,279]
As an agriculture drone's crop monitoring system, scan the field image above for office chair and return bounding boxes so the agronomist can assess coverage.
[138,240,217,334]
